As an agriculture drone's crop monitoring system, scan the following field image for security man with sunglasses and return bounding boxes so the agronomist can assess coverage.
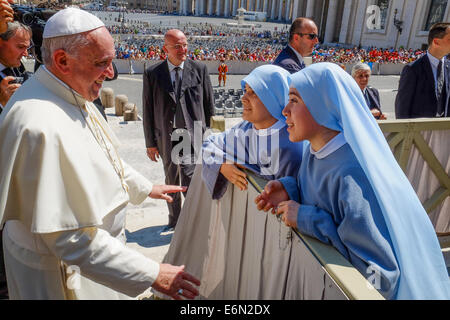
[273,17,319,74]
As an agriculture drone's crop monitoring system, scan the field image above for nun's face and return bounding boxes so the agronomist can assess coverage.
[283,87,321,142]
[242,83,276,129]
[66,27,115,101]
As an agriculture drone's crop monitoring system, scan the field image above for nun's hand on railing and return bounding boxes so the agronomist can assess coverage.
[276,200,300,229]
[220,161,248,191]
[254,180,289,214]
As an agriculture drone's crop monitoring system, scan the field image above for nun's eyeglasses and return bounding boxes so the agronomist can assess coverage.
[294,33,319,40]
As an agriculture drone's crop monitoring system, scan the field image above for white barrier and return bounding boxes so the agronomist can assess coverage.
[113,59,131,74]
[130,60,146,74]
[379,63,406,75]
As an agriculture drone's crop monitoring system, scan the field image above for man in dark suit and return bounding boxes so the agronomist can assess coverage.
[273,17,319,74]
[0,21,32,114]
[142,29,214,231]
[352,62,386,120]
[395,22,450,119]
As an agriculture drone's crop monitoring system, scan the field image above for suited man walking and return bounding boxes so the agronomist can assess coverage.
[395,22,450,119]
[143,29,214,231]
[0,21,32,114]
[273,17,319,74]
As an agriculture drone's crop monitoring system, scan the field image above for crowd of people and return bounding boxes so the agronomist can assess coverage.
[114,35,426,64]
[313,47,426,64]
[115,38,428,64]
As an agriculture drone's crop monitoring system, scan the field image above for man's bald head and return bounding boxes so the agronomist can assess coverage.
[163,29,188,66]
[164,29,186,44]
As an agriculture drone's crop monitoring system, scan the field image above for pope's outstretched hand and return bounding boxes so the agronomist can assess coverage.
[152,264,201,300]
[149,185,187,203]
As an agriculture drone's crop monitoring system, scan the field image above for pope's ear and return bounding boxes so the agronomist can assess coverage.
[52,49,71,74]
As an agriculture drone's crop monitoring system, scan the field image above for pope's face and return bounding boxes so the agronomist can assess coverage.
[282,87,320,142]
[67,27,115,101]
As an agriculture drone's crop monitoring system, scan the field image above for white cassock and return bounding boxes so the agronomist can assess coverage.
[0,66,160,299]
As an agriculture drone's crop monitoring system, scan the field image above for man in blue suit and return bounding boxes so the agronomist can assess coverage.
[395,23,450,118]
[273,17,319,74]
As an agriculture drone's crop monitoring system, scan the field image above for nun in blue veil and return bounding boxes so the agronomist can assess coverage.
[255,62,450,299]
[202,64,304,199]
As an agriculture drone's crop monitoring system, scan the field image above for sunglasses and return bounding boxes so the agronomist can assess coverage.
[294,33,319,40]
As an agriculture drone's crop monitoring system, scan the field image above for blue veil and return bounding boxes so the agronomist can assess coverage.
[288,62,450,299]
[241,64,290,121]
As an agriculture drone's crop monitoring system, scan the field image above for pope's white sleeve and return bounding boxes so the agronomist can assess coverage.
[40,227,160,298]
[122,161,153,205]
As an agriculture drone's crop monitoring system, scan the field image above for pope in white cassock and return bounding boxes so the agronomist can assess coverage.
[0,8,200,300]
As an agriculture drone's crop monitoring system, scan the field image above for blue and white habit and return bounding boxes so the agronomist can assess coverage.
[280,62,450,299]
[202,65,304,199]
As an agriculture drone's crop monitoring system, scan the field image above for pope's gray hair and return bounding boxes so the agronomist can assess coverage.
[41,33,91,66]
[351,62,372,78]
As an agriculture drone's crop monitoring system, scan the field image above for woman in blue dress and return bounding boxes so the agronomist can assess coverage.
[255,62,450,299]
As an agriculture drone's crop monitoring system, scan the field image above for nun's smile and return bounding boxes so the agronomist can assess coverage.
[241,83,276,130]
[282,87,321,143]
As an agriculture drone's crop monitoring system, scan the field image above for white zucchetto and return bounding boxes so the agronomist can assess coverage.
[43,7,105,39]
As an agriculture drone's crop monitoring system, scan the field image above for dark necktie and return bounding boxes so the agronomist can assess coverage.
[1,67,13,78]
[436,60,445,116]
[364,89,371,109]
[299,61,306,69]
[174,67,181,100]
[173,67,185,128]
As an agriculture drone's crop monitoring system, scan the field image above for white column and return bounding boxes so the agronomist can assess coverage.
[232,0,238,15]
[202,0,207,14]
[215,0,220,15]
[291,0,300,20]
[195,0,200,15]
[179,0,184,14]
[263,0,268,13]
[324,0,338,43]
[285,0,291,20]
[224,0,230,16]
[249,0,254,11]
[208,0,214,15]
[339,0,352,43]
[271,0,277,20]
[278,0,283,20]
[305,0,314,18]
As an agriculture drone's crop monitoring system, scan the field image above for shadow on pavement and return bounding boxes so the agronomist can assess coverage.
[126,226,173,248]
